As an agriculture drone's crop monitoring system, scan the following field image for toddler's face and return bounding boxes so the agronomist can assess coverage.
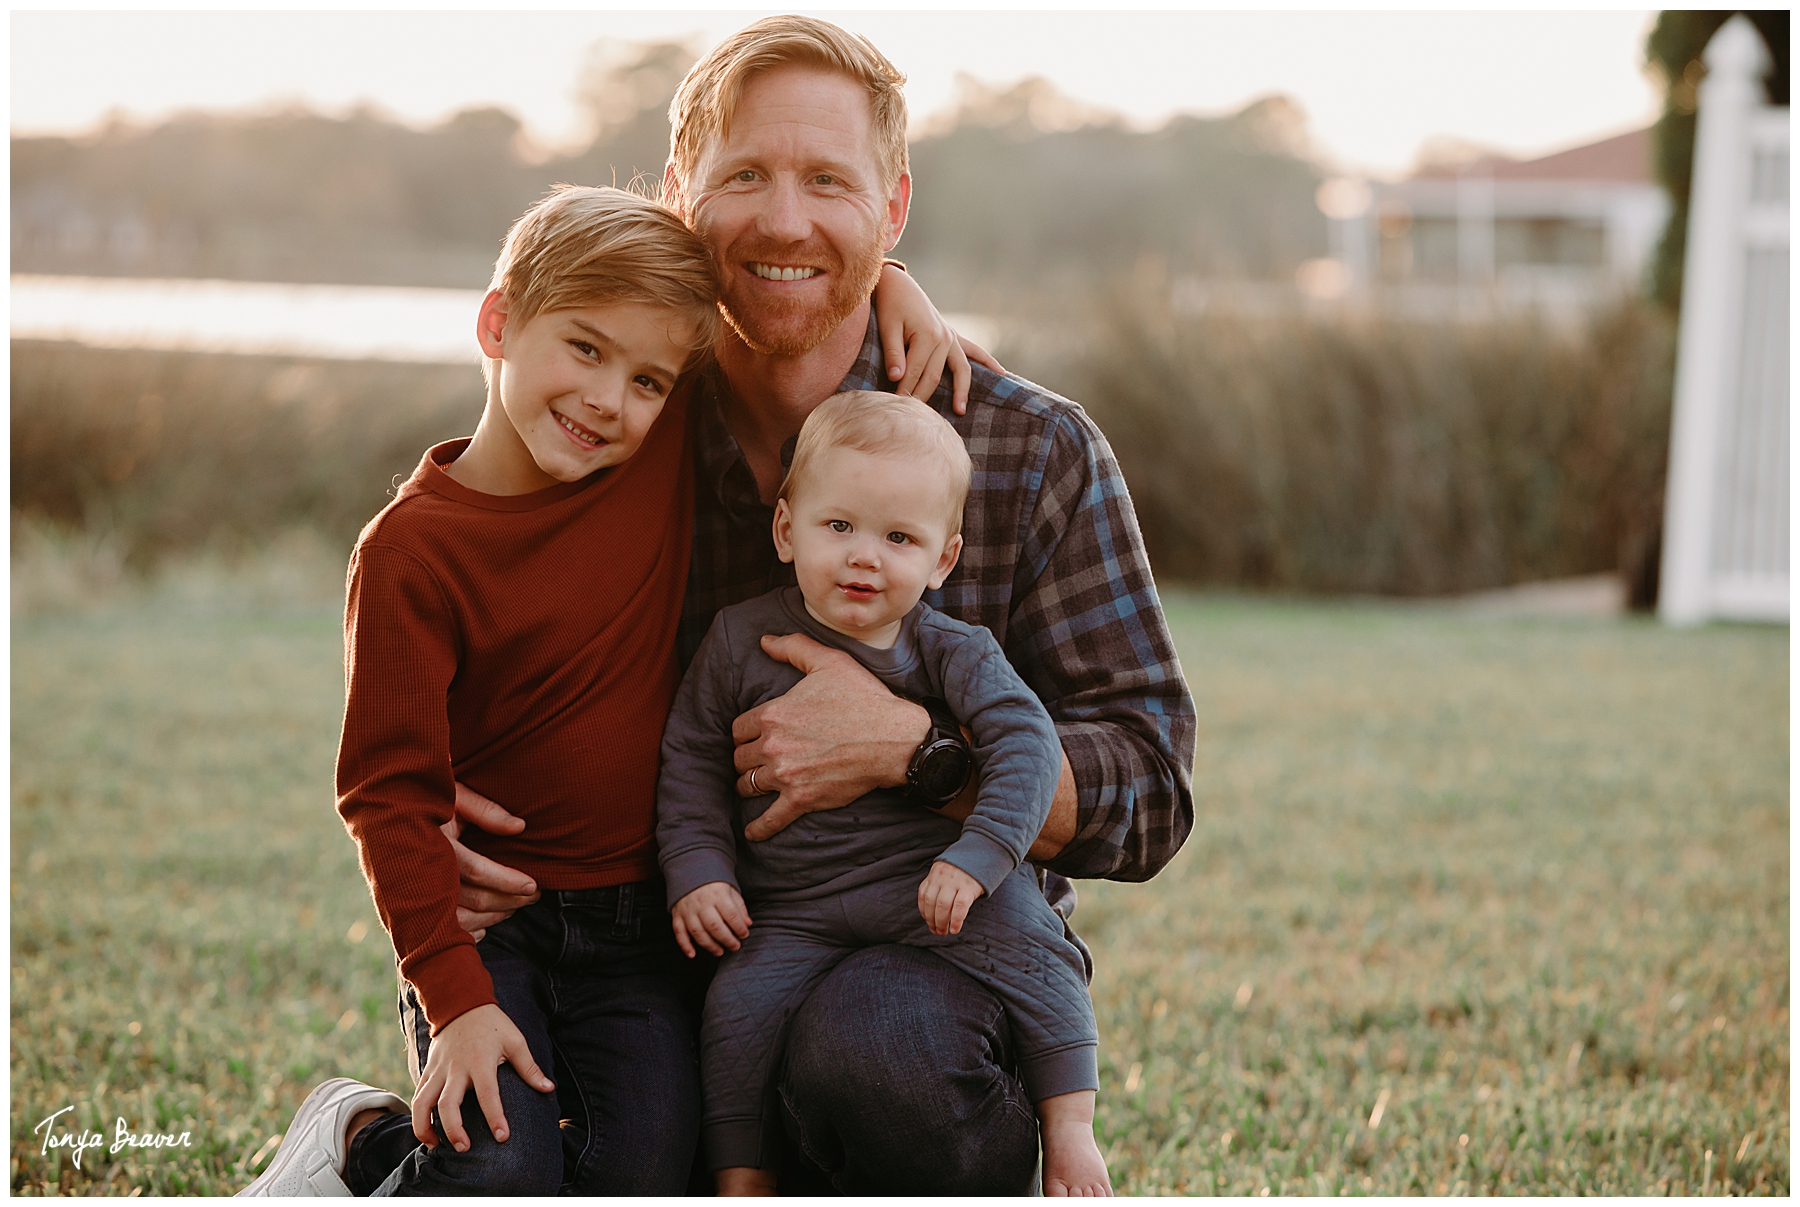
[773,446,963,648]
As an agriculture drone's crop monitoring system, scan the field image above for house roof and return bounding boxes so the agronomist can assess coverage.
[1410,127,1654,184]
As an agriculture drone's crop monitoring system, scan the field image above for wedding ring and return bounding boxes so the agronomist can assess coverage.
[748,766,761,795]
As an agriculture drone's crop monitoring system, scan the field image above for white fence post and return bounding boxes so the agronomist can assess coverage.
[1659,16,1790,625]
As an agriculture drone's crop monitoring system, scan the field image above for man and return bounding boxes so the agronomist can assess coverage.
[453,16,1194,1194]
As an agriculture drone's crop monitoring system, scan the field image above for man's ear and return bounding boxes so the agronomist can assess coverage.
[927,531,962,590]
[663,163,690,224]
[883,171,912,252]
[476,289,509,360]
[772,498,797,565]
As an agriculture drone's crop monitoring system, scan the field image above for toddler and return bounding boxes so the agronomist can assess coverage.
[657,390,1112,1196]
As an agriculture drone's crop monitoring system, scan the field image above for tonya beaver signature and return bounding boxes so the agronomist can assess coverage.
[33,1105,194,1169]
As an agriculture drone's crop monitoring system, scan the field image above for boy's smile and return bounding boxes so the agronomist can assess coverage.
[449,294,696,496]
[773,446,963,649]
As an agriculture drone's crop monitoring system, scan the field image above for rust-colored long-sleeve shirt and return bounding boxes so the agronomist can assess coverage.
[336,393,692,1033]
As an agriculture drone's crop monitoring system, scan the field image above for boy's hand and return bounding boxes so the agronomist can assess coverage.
[918,861,984,936]
[411,1003,554,1153]
[671,882,752,958]
[873,262,1004,417]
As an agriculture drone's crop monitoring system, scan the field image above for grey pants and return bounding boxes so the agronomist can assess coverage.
[700,863,1097,1171]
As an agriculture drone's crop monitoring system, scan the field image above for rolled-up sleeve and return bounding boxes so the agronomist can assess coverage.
[1005,408,1196,882]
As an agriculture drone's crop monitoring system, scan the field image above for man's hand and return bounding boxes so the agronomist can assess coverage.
[444,783,541,941]
[670,881,752,958]
[411,1003,554,1152]
[733,634,930,842]
[918,860,984,936]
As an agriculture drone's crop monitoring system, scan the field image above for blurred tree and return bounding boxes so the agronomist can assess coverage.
[1644,10,1788,310]
[901,84,1326,310]
[559,40,698,190]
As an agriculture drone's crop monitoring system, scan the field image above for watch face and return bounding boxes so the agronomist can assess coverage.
[916,741,972,802]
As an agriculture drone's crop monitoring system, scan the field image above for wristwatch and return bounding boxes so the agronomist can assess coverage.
[906,697,973,807]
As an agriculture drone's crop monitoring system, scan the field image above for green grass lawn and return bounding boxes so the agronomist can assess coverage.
[11,592,1788,1195]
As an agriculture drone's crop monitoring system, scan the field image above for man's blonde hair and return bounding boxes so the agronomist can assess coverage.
[666,16,908,205]
[488,185,718,370]
[779,391,972,537]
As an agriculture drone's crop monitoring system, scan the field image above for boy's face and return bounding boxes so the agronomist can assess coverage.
[476,293,694,489]
[772,445,963,648]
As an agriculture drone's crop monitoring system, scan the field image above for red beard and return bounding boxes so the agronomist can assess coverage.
[707,231,886,357]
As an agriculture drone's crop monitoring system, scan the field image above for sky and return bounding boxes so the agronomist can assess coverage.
[11,9,1664,179]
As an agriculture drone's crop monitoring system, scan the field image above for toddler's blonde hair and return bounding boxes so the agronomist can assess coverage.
[779,391,972,536]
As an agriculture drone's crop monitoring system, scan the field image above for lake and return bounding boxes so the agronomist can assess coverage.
[10,274,1000,364]
[11,275,485,363]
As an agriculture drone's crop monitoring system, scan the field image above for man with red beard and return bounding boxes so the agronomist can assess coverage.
[456,16,1194,1195]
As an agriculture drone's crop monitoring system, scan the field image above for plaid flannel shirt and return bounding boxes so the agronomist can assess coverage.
[681,309,1195,891]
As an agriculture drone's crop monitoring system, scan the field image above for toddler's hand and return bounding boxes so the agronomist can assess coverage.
[411,1003,553,1152]
[918,861,984,936]
[672,882,752,958]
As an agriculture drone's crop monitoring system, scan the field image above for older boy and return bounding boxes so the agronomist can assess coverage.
[238,185,721,1198]
[659,392,1110,1196]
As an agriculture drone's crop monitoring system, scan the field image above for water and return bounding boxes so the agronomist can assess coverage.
[11,274,484,363]
[10,273,1001,366]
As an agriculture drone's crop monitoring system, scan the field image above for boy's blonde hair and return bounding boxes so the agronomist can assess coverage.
[666,16,908,206]
[779,391,972,537]
[488,185,718,372]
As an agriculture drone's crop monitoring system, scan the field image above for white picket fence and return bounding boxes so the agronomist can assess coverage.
[1659,16,1790,625]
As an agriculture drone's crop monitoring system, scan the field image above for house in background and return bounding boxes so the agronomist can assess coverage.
[1320,127,1671,320]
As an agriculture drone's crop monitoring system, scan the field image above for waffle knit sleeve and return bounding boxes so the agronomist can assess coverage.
[336,540,494,1034]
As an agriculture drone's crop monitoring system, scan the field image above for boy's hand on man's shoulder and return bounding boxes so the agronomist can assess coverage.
[411,1003,554,1153]
[918,861,984,936]
[671,882,752,959]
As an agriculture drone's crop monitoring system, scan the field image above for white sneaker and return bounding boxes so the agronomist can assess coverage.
[236,1077,408,1197]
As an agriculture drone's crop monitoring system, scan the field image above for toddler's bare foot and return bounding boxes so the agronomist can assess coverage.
[716,1166,778,1196]
[1042,1117,1112,1196]
[1038,1089,1112,1196]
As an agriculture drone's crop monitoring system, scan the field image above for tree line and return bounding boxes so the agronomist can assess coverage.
[10,43,1326,305]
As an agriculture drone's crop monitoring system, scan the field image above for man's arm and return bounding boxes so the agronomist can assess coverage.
[1001,406,1196,881]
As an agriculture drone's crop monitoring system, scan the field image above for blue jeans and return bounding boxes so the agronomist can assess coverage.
[773,944,1042,1195]
[344,882,704,1196]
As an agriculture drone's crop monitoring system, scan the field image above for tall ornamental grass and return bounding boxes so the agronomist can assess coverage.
[1016,298,1675,603]
[13,303,1675,603]
[11,342,483,571]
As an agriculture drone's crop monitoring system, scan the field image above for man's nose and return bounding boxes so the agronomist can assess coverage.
[757,176,811,245]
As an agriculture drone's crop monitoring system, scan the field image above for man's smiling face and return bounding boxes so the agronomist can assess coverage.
[679,64,911,357]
